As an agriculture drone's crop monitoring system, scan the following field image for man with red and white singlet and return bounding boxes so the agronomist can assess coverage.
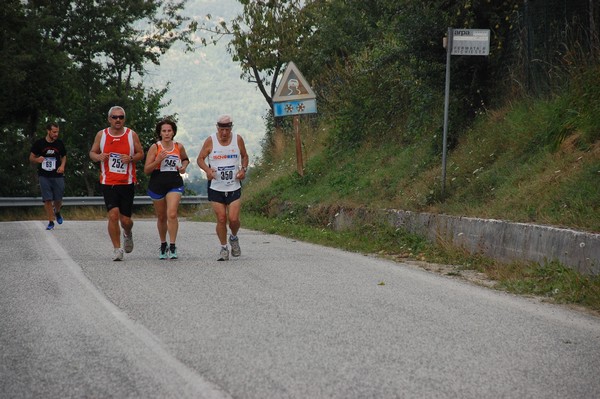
[89,106,144,261]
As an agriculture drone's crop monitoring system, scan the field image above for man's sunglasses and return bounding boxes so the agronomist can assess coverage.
[111,115,125,120]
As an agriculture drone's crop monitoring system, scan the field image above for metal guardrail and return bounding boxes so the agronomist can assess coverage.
[0,196,207,207]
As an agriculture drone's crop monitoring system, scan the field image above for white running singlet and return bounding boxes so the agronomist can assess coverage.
[208,133,241,192]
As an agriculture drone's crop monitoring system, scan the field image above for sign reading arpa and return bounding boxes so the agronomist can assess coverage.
[451,29,490,56]
[273,61,317,117]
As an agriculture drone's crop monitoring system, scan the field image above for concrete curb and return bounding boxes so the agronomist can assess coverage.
[332,208,599,275]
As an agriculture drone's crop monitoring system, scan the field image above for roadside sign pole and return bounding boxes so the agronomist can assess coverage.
[442,27,453,197]
[441,28,490,197]
[294,115,304,176]
[272,61,317,177]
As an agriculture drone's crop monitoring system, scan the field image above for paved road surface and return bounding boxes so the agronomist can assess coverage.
[1,220,599,398]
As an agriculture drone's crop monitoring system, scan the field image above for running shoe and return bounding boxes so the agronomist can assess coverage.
[55,211,63,225]
[123,232,134,253]
[168,245,178,260]
[159,243,168,260]
[229,235,241,257]
[113,248,124,261]
[218,246,229,261]
[46,221,55,230]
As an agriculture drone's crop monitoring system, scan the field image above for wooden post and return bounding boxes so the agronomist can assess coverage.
[294,115,304,176]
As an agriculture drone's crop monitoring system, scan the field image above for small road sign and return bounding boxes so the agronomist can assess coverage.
[441,28,491,197]
[451,29,490,56]
[272,61,318,176]
[273,61,316,103]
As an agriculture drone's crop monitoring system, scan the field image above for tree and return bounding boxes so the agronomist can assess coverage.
[0,0,197,196]
[0,1,71,137]
[0,1,74,194]
[200,0,315,111]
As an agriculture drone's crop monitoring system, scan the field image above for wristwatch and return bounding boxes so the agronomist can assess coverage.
[241,166,248,172]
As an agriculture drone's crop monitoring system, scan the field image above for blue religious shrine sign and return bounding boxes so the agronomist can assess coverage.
[273,62,317,117]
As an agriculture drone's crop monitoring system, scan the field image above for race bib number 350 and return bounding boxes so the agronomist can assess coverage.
[217,165,236,185]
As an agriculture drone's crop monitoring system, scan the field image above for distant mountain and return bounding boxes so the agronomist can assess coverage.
[143,0,269,178]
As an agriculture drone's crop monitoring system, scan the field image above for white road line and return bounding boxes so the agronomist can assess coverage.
[40,221,232,399]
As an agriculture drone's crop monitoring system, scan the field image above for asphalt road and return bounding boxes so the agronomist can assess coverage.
[1,220,599,398]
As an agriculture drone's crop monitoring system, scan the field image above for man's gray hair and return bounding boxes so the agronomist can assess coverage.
[108,106,126,119]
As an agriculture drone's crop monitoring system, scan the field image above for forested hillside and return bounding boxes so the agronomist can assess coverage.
[229,0,600,233]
